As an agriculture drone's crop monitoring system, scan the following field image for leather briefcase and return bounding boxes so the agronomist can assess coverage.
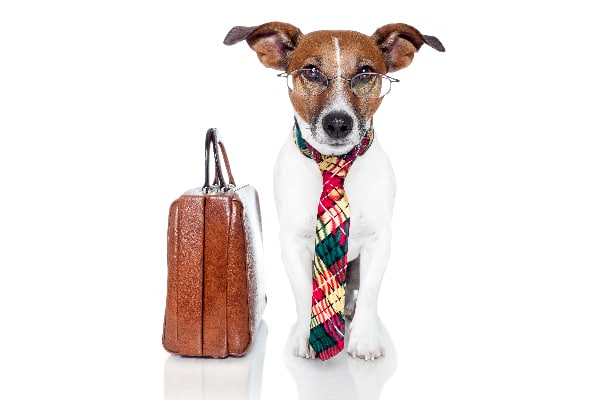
[162,128,265,357]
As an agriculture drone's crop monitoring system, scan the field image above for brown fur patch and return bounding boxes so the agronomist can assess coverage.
[287,31,388,125]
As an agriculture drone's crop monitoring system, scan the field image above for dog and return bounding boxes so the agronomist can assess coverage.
[224,22,444,360]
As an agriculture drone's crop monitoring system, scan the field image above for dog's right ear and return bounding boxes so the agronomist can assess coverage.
[223,22,303,71]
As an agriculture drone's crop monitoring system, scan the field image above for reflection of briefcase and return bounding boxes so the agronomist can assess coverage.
[162,128,266,357]
[164,321,268,400]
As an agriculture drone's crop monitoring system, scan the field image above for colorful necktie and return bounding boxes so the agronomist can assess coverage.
[293,121,374,360]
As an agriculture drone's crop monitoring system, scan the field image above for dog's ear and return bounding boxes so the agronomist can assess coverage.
[372,23,445,72]
[224,22,303,71]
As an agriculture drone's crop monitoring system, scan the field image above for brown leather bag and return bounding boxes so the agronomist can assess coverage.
[162,128,265,357]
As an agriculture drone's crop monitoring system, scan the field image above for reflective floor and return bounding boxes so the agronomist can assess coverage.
[283,320,397,400]
[164,321,268,400]
[164,319,396,400]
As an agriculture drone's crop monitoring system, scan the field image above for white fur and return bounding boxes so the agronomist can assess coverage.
[273,118,396,360]
[333,37,341,77]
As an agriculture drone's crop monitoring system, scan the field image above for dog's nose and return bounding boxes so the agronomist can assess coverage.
[322,112,353,139]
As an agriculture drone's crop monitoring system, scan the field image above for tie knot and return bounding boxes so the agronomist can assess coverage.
[318,155,352,177]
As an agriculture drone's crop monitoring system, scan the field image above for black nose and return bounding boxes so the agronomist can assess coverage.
[322,112,353,139]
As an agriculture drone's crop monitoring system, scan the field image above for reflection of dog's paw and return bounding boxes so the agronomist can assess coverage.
[291,331,316,359]
[347,322,384,361]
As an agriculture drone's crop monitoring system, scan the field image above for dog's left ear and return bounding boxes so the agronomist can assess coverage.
[224,22,303,71]
[372,23,445,72]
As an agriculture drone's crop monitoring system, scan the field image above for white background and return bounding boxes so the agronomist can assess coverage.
[1,0,599,399]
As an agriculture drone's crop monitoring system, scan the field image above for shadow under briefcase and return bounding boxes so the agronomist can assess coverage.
[162,128,266,357]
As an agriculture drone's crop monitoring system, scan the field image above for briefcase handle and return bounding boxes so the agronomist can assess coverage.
[204,128,236,192]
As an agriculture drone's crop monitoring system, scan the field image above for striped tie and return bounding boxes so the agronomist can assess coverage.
[293,121,374,360]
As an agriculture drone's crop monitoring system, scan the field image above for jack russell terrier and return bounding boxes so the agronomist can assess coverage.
[224,22,444,360]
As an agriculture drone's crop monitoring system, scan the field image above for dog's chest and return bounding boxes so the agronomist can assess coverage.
[274,137,396,260]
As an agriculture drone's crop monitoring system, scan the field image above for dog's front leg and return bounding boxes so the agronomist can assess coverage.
[280,231,315,358]
[348,227,392,360]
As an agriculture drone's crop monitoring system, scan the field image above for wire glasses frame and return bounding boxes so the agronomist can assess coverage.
[277,68,399,99]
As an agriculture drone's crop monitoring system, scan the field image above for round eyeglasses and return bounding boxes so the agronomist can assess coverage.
[277,68,399,99]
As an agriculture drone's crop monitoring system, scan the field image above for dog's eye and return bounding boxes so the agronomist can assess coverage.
[351,72,383,98]
[301,67,325,83]
[358,65,375,74]
[353,73,377,84]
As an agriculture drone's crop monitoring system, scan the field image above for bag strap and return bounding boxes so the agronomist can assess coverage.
[216,138,236,186]
[203,128,236,192]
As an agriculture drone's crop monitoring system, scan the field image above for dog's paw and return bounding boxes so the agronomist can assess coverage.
[291,331,316,359]
[347,321,384,361]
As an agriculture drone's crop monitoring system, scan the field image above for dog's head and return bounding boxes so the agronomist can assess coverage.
[225,22,444,155]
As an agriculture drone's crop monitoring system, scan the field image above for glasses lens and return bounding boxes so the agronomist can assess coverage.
[288,69,328,96]
[351,73,390,98]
